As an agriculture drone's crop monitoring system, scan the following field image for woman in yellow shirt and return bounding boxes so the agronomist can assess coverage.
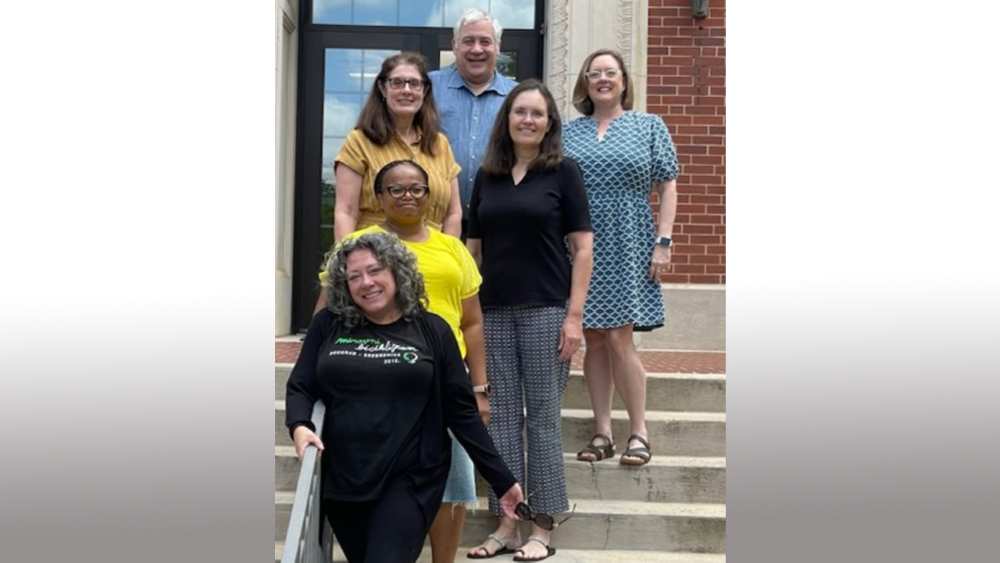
[333,52,462,240]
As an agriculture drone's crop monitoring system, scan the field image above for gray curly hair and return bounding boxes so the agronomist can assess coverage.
[324,232,427,329]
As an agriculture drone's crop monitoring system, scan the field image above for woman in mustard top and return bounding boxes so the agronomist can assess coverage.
[333,52,463,240]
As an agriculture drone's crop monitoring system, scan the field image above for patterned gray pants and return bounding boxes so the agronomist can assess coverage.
[484,306,571,516]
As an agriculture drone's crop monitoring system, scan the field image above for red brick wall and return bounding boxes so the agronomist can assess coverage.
[648,0,726,284]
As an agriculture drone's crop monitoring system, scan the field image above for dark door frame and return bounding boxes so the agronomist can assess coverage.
[292,0,545,332]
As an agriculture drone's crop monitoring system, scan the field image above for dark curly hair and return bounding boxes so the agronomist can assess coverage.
[324,232,428,329]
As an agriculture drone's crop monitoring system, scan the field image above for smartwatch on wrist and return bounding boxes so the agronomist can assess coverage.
[472,383,491,397]
[655,236,673,248]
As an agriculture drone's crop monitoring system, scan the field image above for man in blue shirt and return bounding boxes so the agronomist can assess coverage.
[430,8,517,240]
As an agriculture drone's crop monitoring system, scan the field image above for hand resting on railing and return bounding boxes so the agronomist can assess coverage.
[292,426,325,461]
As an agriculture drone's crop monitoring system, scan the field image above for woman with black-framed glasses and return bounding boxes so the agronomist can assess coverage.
[316,159,495,563]
[330,51,463,243]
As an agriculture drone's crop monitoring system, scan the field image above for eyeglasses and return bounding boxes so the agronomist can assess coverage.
[382,184,429,199]
[385,77,426,92]
[515,499,577,531]
[585,68,621,81]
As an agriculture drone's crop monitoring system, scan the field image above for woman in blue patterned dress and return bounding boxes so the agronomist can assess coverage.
[563,49,680,467]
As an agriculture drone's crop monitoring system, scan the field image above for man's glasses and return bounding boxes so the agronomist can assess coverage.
[515,499,577,531]
[382,184,429,199]
[385,77,426,92]
[585,68,621,81]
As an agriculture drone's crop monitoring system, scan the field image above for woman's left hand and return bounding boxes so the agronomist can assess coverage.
[498,483,525,521]
[558,314,583,362]
[649,245,672,280]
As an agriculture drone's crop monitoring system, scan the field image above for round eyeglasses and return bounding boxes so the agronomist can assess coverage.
[382,184,429,199]
[385,77,426,92]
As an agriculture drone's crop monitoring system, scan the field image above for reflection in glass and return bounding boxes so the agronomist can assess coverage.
[354,0,397,26]
[324,94,362,138]
[400,0,443,27]
[311,0,535,29]
[443,0,481,29]
[362,49,397,93]
[322,48,400,238]
[325,50,363,92]
[488,0,535,29]
[312,0,351,24]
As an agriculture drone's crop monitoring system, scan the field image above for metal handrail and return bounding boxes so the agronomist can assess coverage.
[281,401,333,563]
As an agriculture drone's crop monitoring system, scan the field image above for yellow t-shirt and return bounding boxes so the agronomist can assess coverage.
[322,225,481,357]
[336,129,461,231]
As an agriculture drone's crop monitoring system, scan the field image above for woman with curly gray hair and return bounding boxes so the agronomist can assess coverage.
[285,232,523,563]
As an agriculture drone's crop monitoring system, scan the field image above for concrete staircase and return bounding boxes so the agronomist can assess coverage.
[274,359,726,561]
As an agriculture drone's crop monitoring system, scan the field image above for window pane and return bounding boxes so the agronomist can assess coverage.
[323,94,362,138]
[400,0,443,27]
[312,0,351,24]
[311,0,535,29]
[362,49,398,94]
[354,0,398,26]
[491,0,535,29]
[443,0,480,28]
[496,51,517,80]
[325,49,363,93]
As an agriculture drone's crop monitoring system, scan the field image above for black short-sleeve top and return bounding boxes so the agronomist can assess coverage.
[467,158,592,308]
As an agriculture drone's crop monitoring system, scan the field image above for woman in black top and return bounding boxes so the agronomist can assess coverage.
[286,232,523,563]
[465,79,594,561]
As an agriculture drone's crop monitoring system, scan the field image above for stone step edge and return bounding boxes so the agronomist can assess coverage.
[275,491,725,519]
[275,401,726,423]
[275,445,725,469]
[276,363,726,380]
[275,541,726,562]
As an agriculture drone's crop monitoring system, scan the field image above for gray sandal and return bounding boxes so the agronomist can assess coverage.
[467,533,517,559]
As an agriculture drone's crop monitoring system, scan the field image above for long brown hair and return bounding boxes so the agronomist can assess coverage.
[480,79,563,175]
[572,49,635,116]
[355,52,441,156]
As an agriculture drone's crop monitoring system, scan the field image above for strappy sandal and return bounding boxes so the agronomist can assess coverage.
[467,533,517,559]
[576,433,615,462]
[619,435,652,466]
[513,535,556,561]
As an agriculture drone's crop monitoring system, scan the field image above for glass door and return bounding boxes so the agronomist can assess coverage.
[292,1,543,331]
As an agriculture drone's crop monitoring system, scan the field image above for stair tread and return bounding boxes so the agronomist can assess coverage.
[275,400,724,421]
[275,445,724,468]
[277,363,725,379]
[276,541,726,562]
[275,491,724,518]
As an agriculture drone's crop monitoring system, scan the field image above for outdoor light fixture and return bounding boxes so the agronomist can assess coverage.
[690,0,709,19]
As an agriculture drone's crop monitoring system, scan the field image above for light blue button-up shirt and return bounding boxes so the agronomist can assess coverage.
[429,67,518,213]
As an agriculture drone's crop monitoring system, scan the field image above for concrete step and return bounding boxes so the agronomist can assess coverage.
[561,372,725,413]
[474,453,726,504]
[275,402,725,457]
[277,446,724,504]
[276,493,724,553]
[276,365,725,413]
[276,540,727,562]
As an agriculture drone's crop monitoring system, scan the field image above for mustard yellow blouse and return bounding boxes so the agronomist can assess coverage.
[335,129,461,231]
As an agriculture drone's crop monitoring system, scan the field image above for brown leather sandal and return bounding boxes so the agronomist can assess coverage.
[620,435,652,466]
[576,433,615,462]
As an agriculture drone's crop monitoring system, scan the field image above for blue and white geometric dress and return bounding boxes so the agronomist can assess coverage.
[564,111,680,331]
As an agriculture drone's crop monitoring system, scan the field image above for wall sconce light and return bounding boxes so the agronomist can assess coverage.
[690,0,709,19]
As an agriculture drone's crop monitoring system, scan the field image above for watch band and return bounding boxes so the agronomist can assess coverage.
[472,383,490,396]
[655,236,673,247]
